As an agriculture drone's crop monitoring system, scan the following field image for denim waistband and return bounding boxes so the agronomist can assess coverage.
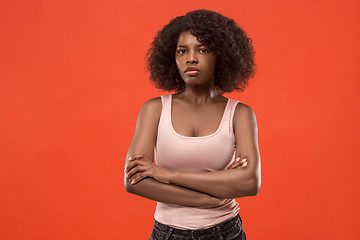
[153,214,242,238]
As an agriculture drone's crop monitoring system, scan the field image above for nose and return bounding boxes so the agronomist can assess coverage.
[186,51,198,64]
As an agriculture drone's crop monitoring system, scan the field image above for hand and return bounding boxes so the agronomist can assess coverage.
[227,157,248,170]
[125,154,174,185]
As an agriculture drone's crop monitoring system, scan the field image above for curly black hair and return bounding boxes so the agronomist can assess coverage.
[147,9,256,93]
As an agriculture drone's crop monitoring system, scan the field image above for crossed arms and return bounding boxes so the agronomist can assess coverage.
[124,97,261,207]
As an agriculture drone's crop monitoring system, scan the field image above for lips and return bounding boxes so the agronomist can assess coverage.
[185,67,200,73]
[184,67,200,76]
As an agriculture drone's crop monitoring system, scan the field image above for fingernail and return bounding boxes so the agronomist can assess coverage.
[131,180,135,185]
[243,162,248,167]
[236,157,240,162]
[128,157,132,160]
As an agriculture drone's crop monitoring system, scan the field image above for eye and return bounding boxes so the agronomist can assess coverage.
[199,49,209,54]
[177,49,186,54]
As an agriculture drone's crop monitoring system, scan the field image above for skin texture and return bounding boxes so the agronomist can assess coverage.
[124,31,261,206]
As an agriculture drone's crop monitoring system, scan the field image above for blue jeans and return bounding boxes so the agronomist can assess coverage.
[149,215,246,240]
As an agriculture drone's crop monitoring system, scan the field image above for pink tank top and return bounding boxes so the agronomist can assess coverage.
[154,94,240,230]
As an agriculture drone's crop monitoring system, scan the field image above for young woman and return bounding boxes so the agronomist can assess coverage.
[124,9,261,240]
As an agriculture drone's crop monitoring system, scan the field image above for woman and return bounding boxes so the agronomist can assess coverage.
[124,9,260,240]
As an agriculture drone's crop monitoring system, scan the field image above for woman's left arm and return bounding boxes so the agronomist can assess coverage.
[126,103,261,199]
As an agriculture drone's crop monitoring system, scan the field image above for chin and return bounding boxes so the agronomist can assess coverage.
[184,79,205,86]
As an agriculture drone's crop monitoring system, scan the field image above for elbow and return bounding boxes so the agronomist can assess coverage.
[248,176,261,196]
[227,176,261,199]
[124,178,136,194]
[124,173,152,194]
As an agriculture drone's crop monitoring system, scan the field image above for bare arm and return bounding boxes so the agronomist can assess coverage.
[124,97,227,207]
[125,165,228,207]
[127,103,261,199]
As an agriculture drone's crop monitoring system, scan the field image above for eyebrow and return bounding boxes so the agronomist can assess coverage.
[176,44,206,48]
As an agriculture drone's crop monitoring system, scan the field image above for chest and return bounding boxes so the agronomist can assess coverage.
[155,97,236,172]
[171,101,228,137]
[155,129,236,172]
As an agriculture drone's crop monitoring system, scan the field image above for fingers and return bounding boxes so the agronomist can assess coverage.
[241,158,248,167]
[125,159,146,172]
[128,154,143,161]
[228,158,240,169]
[126,165,149,179]
[228,157,248,169]
[128,154,151,162]
[131,171,151,185]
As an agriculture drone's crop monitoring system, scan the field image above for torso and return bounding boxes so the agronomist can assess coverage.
[154,93,240,229]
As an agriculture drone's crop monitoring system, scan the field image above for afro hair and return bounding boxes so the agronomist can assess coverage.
[147,9,256,93]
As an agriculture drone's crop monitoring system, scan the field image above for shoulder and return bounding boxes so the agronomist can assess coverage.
[137,96,162,121]
[233,102,257,128]
[142,96,162,111]
[234,102,255,117]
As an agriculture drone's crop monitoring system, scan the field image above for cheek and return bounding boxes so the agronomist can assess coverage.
[175,58,182,71]
[207,57,217,73]
[204,54,216,67]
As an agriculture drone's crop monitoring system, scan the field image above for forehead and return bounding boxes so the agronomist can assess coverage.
[177,30,203,46]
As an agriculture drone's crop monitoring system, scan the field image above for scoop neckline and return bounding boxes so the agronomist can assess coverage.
[169,94,230,139]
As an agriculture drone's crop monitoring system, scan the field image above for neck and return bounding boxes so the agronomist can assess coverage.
[180,83,220,103]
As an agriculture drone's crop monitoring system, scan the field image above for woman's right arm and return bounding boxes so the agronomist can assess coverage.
[123,97,225,208]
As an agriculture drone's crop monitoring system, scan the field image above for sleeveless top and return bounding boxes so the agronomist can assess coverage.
[154,94,240,230]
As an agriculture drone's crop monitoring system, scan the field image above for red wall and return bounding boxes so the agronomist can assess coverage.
[1,0,359,239]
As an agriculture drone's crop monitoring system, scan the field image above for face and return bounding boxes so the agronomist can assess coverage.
[175,31,217,87]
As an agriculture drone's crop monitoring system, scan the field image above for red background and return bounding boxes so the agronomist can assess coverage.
[1,0,359,239]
